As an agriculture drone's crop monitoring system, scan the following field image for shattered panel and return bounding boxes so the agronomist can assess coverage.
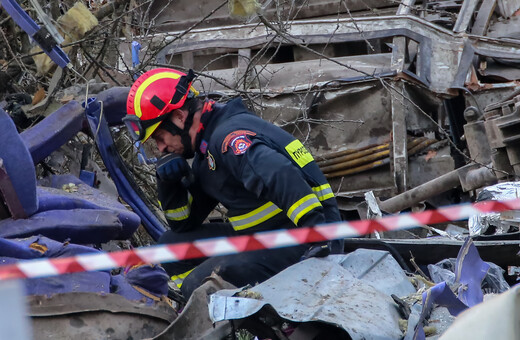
[210,251,415,340]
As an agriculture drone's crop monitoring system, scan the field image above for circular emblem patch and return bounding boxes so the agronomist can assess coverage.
[221,130,257,155]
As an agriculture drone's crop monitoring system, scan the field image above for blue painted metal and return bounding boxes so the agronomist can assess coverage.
[455,238,490,307]
[84,98,167,240]
[411,282,468,340]
[20,101,85,164]
[411,238,489,340]
[1,0,70,68]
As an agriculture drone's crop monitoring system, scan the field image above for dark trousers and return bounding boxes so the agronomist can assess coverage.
[158,222,308,299]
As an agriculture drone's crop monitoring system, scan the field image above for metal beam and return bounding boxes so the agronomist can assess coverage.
[390,83,408,193]
[397,0,416,15]
[237,48,251,88]
[472,0,497,36]
[453,0,480,33]
[391,37,407,72]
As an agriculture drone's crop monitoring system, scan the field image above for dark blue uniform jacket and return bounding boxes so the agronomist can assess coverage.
[157,98,341,235]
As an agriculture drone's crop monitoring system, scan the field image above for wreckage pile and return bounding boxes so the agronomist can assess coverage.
[0,0,519,338]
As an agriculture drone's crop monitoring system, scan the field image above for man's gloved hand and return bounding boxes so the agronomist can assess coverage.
[300,243,331,261]
[156,153,191,182]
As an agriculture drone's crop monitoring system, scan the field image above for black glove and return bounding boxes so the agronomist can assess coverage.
[156,153,191,183]
[300,243,331,261]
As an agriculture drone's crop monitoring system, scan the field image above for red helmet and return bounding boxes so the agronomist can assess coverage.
[124,68,198,142]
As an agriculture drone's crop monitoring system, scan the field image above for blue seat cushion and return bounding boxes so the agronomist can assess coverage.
[0,108,38,216]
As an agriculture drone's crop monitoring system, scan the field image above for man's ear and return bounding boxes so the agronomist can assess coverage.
[171,109,187,125]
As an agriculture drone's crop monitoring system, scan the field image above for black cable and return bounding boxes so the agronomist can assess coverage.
[343,239,412,272]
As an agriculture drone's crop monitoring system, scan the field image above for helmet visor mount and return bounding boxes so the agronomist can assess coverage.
[122,114,167,141]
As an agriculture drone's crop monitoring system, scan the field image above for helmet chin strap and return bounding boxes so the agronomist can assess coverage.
[159,99,199,159]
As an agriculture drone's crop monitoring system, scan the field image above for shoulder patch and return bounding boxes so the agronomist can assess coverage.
[285,139,314,168]
[221,130,257,155]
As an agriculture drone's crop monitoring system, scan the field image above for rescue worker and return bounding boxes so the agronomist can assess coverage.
[123,68,343,299]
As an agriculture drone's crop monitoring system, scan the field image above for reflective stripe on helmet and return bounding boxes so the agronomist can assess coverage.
[134,72,182,119]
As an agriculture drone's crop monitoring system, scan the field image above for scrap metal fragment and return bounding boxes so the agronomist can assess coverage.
[151,273,236,340]
[210,251,415,340]
[453,0,481,33]
[472,0,497,36]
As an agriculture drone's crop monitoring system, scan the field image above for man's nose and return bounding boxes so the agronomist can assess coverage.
[156,140,166,153]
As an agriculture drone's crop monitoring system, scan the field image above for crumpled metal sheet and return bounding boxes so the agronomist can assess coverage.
[412,238,494,339]
[409,282,468,340]
[28,292,175,340]
[209,250,416,340]
[428,258,509,294]
[150,273,236,340]
[440,284,520,340]
[454,238,490,307]
[468,182,520,235]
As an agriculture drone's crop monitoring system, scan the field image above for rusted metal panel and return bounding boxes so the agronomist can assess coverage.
[28,293,176,340]
[121,5,520,204]
[397,0,416,15]
[196,54,393,91]
[390,82,409,192]
[453,0,480,33]
[496,0,520,17]
[148,0,397,32]
[152,273,236,340]
[472,0,497,36]
[144,16,520,95]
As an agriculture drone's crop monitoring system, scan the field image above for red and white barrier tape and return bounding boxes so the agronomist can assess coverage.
[1,198,519,281]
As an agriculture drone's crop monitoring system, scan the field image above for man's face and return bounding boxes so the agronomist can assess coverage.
[152,128,183,154]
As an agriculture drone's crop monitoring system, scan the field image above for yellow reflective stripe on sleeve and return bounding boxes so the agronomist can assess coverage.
[285,140,314,168]
[171,268,195,288]
[229,202,282,231]
[287,194,322,226]
[164,195,193,221]
[312,184,335,201]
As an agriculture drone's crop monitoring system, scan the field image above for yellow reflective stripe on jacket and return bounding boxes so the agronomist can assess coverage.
[287,194,322,225]
[312,184,334,201]
[164,195,193,221]
[171,268,194,288]
[229,202,282,231]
